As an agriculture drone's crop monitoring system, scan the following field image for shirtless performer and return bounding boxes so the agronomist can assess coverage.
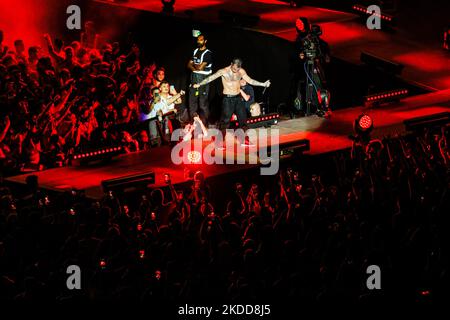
[193,58,270,144]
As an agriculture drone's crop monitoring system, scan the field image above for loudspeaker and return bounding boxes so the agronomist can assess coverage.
[279,139,310,156]
[218,10,260,27]
[360,52,404,75]
[102,171,155,192]
[404,112,450,131]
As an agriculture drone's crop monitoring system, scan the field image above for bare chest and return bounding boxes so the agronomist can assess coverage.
[222,71,242,82]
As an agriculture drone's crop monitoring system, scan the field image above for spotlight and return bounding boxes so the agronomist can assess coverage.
[352,114,374,143]
[358,114,373,132]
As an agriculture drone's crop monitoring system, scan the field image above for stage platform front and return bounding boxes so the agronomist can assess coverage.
[6,89,450,199]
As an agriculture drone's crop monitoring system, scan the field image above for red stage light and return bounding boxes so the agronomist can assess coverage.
[353,4,393,22]
[139,250,145,259]
[100,259,106,268]
[365,89,408,104]
[359,115,373,130]
[187,150,202,164]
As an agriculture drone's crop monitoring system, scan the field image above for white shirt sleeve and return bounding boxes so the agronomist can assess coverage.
[149,100,165,118]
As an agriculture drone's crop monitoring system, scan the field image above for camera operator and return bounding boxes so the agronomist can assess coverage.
[291,17,331,117]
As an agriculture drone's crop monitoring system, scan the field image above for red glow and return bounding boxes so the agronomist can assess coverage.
[295,18,305,32]
[359,115,373,130]
[100,260,106,268]
[139,250,145,259]
[0,0,50,48]
[393,51,450,72]
[137,223,142,231]
[421,290,431,296]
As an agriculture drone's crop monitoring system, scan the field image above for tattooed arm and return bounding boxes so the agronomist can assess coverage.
[193,68,225,88]
[240,69,271,87]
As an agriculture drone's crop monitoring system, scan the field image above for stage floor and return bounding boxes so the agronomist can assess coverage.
[96,0,450,91]
[6,89,450,199]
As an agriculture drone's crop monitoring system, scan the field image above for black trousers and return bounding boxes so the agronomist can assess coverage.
[189,73,210,123]
[219,95,247,131]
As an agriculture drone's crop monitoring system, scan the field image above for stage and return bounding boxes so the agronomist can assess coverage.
[6,89,450,199]
[95,0,450,91]
[3,0,450,199]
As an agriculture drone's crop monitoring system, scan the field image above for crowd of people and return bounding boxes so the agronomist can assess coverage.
[0,21,449,305]
[0,125,448,303]
[0,26,186,176]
